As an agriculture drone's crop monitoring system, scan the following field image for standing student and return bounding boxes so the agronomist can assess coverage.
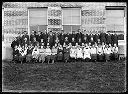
[83,43,91,62]
[30,30,35,43]
[12,45,20,63]
[71,37,76,46]
[63,43,70,63]
[45,44,51,64]
[108,44,113,61]
[106,32,112,45]
[51,46,57,64]
[112,44,118,60]
[32,45,39,63]
[90,44,97,62]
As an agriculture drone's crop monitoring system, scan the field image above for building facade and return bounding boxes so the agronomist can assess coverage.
[2,2,126,60]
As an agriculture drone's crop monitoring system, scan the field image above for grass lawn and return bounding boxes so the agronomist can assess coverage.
[2,60,126,92]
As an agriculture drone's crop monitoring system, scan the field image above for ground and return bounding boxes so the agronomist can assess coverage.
[2,60,126,92]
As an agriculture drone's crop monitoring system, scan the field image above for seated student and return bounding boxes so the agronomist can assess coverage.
[18,45,26,63]
[39,43,46,63]
[45,43,51,64]
[108,43,113,61]
[83,43,91,62]
[76,44,83,61]
[26,44,33,63]
[101,42,106,61]
[57,43,63,61]
[97,44,104,62]
[70,44,77,61]
[13,45,20,63]
[51,45,57,64]
[90,44,97,62]
[104,44,111,62]
[32,45,39,63]
[112,44,118,61]
[63,43,70,63]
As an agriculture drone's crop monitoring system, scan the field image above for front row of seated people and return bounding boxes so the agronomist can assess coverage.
[13,41,118,64]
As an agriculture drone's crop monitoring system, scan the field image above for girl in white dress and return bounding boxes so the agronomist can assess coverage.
[32,45,39,63]
[76,45,83,60]
[70,45,77,61]
[90,44,97,61]
[83,43,91,61]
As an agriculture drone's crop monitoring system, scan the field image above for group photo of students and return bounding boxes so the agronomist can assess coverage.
[11,29,119,64]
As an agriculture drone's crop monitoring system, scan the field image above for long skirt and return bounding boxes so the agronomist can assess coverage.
[19,55,25,62]
[50,54,57,61]
[77,53,83,59]
[57,53,63,61]
[26,54,32,62]
[113,53,118,60]
[46,55,51,61]
[83,54,91,59]
[13,55,19,62]
[64,53,70,61]
[91,54,97,60]
[98,54,103,61]
[105,54,110,60]
[33,54,39,60]
[39,54,45,63]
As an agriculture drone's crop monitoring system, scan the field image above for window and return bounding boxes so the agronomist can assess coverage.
[62,8,81,33]
[29,8,47,33]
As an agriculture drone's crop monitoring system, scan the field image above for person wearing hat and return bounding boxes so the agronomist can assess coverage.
[30,30,35,43]
[106,31,112,45]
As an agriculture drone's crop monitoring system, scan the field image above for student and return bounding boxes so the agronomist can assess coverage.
[83,43,91,62]
[13,45,20,63]
[26,44,33,63]
[90,44,97,62]
[97,44,104,62]
[112,44,118,61]
[39,43,46,63]
[101,42,106,61]
[51,46,57,64]
[71,37,76,46]
[70,45,77,62]
[18,45,26,63]
[63,43,70,63]
[76,44,83,61]
[32,45,39,63]
[108,44,113,61]
[57,44,63,61]
[104,44,111,62]
[45,44,51,64]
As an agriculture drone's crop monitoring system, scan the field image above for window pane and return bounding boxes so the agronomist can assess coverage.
[29,9,47,17]
[72,8,80,16]
[63,17,71,25]
[29,17,47,25]
[72,16,81,25]
[63,25,71,33]
[39,25,47,32]
[30,25,38,34]
[72,25,80,31]
[106,10,124,18]
[106,18,124,25]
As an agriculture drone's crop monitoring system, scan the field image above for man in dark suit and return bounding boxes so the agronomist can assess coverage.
[59,30,65,46]
[48,31,54,48]
[83,33,89,44]
[40,29,48,47]
[36,31,42,43]
[30,30,35,43]
[22,31,29,43]
[76,29,83,43]
[112,32,118,46]
[106,31,112,45]
[100,32,106,44]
